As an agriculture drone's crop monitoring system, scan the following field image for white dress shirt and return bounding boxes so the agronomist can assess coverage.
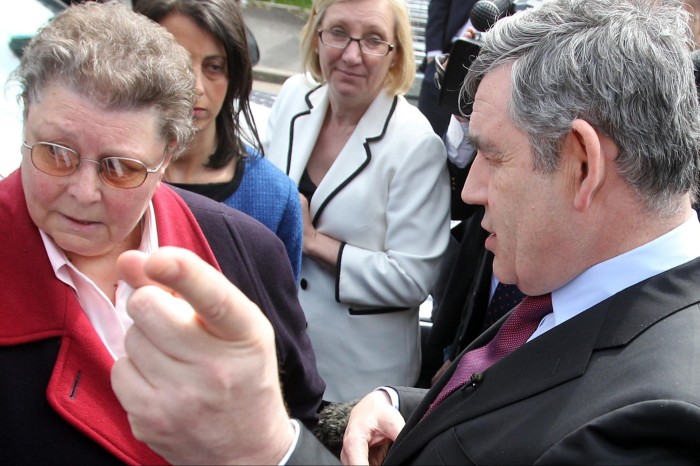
[531,214,700,340]
[380,213,700,414]
[40,203,158,359]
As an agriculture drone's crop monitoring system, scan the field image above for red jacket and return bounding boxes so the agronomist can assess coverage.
[0,171,324,463]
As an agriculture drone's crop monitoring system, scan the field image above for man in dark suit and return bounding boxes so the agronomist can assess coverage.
[417,0,479,135]
[109,0,700,463]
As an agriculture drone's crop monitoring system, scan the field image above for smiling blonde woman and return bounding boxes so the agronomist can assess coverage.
[265,0,451,402]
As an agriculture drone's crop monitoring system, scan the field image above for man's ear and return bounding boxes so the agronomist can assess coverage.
[565,119,608,211]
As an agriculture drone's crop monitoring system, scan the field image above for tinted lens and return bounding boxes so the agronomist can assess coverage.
[32,142,78,176]
[99,157,148,188]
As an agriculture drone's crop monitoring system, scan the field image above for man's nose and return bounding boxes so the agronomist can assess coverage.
[461,153,488,206]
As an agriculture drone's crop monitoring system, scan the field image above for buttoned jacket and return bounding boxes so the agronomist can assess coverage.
[265,74,450,401]
[0,171,324,463]
[289,256,700,464]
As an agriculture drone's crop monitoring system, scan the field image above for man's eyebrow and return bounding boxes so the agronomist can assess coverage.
[466,133,497,154]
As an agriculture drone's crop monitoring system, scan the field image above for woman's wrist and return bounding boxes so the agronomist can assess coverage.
[303,230,341,269]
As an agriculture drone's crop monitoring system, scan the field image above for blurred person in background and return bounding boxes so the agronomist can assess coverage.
[135,0,304,282]
[417,0,478,136]
[685,0,700,47]
[264,0,450,402]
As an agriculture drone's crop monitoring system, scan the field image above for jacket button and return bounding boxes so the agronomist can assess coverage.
[300,278,308,290]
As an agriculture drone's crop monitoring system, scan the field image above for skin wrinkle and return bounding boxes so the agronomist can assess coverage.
[462,61,676,296]
[21,84,167,299]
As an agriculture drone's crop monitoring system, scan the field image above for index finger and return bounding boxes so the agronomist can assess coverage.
[118,249,170,290]
[118,247,269,342]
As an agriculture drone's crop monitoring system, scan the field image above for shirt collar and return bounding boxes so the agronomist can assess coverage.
[40,202,159,289]
[551,213,700,327]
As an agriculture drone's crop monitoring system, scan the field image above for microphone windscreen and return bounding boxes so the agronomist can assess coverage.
[470,0,511,32]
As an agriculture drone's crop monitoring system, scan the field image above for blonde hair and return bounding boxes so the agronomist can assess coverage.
[300,0,415,95]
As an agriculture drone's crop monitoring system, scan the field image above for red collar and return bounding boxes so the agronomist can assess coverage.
[0,171,220,464]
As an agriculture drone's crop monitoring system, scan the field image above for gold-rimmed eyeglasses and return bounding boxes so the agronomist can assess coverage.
[318,29,395,56]
[23,141,167,189]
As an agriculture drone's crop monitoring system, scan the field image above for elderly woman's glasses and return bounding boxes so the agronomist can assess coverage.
[318,29,394,56]
[23,141,166,189]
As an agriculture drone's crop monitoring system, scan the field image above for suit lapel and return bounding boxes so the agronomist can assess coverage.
[386,307,605,464]
[286,85,398,225]
[385,257,700,464]
[46,296,166,465]
[285,84,327,181]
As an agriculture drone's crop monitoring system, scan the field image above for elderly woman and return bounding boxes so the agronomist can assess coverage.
[265,0,451,402]
[135,0,304,282]
[0,3,323,463]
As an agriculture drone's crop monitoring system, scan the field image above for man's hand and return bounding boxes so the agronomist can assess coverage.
[111,247,293,465]
[341,390,406,466]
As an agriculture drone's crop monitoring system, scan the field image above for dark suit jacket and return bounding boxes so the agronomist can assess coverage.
[427,205,492,360]
[290,256,700,464]
[419,0,479,136]
[172,187,325,429]
[425,0,479,54]
[0,173,324,464]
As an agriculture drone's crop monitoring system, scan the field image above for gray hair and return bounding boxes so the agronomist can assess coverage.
[12,1,197,157]
[465,0,700,214]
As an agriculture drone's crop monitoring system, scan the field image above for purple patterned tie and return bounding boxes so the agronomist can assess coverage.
[426,293,552,416]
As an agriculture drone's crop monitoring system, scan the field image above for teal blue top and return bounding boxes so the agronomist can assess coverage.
[169,145,302,282]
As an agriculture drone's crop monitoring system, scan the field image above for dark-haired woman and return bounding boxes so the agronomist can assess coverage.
[136,0,303,281]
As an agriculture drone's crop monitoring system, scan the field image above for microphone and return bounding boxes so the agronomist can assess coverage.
[470,0,512,32]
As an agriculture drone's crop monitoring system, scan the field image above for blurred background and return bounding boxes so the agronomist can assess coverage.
[0,0,429,178]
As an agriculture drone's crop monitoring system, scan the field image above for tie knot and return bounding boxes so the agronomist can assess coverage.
[514,293,553,323]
